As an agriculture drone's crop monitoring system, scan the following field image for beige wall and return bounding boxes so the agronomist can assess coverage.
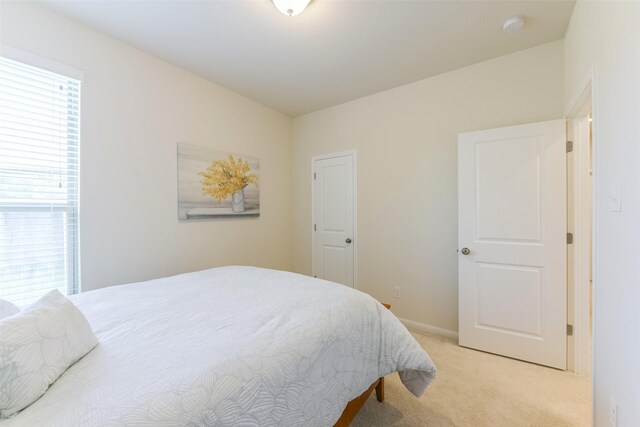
[292,41,564,333]
[0,2,293,291]
[564,2,640,425]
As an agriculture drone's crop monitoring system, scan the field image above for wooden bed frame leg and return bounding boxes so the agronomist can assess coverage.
[333,377,386,426]
[375,377,384,402]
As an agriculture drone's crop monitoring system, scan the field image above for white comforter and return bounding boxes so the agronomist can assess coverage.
[3,266,436,426]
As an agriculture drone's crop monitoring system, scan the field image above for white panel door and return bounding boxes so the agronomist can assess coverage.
[458,120,567,369]
[313,152,355,287]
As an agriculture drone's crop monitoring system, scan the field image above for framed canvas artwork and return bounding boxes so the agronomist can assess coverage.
[177,143,260,219]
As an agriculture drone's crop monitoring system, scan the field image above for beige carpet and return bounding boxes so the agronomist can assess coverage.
[353,331,591,427]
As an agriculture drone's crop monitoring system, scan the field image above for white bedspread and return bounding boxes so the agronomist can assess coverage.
[2,266,436,426]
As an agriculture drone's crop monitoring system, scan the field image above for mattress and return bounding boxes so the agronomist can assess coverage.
[2,266,436,426]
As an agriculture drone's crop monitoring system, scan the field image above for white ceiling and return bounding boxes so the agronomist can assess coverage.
[39,0,575,116]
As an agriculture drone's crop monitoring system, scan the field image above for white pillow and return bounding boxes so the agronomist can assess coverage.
[0,290,98,418]
[0,299,19,320]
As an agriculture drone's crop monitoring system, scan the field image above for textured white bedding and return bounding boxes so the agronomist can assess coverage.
[2,266,436,426]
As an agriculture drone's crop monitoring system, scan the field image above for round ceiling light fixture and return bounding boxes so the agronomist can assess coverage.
[503,16,525,32]
[272,0,312,16]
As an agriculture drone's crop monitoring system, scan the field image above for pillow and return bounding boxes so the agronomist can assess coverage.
[0,290,98,418]
[0,300,19,320]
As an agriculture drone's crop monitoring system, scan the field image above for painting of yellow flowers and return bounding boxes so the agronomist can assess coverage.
[177,144,260,219]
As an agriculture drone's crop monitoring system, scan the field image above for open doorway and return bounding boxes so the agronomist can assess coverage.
[567,84,593,377]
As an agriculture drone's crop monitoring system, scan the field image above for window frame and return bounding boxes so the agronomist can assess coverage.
[1,48,83,303]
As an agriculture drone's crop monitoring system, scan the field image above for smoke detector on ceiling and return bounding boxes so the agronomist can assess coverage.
[503,16,525,32]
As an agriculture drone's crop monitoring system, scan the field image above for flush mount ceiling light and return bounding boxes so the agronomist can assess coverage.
[272,0,312,16]
[503,16,525,32]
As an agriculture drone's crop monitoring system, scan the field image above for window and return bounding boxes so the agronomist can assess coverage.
[0,56,80,306]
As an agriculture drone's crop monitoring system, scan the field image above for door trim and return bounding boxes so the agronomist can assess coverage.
[311,150,358,289]
[565,66,596,378]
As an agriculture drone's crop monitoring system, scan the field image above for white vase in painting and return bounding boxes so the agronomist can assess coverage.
[231,189,245,213]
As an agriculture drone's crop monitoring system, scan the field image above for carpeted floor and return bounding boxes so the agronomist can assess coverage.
[353,330,591,427]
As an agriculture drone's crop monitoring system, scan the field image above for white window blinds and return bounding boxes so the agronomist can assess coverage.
[0,56,80,306]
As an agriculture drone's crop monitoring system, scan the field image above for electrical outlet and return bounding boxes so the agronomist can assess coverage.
[393,287,400,299]
[609,397,618,427]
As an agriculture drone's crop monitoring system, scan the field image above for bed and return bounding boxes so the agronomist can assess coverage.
[2,266,436,426]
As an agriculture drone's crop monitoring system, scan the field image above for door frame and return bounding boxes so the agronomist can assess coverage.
[565,65,597,378]
[311,150,358,289]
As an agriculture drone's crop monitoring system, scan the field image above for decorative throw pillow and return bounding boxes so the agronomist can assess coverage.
[0,299,19,320]
[0,290,98,418]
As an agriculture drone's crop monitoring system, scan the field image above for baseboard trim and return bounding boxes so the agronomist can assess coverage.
[398,317,459,340]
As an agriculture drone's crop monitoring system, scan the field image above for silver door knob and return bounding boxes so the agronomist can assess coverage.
[460,247,471,255]
[345,238,352,244]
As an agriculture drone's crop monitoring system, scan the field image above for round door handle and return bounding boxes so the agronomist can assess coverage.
[345,238,352,244]
[460,247,471,255]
